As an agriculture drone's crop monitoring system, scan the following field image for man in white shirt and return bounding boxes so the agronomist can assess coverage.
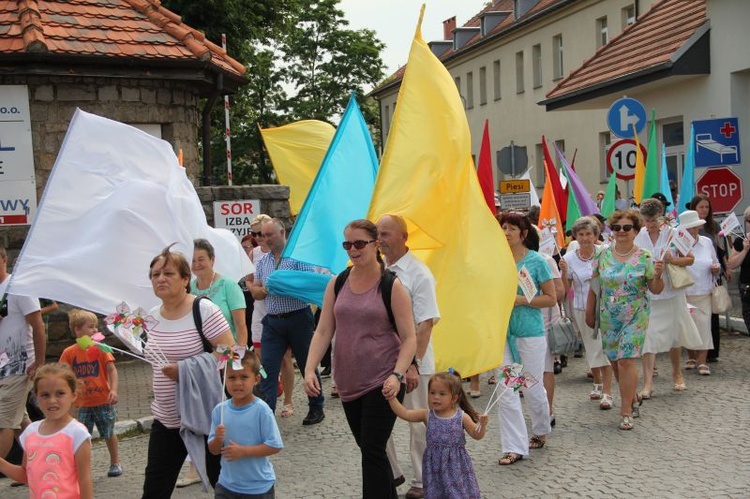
[378,215,440,499]
[0,244,45,461]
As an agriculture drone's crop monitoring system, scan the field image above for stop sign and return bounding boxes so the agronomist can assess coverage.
[696,167,743,214]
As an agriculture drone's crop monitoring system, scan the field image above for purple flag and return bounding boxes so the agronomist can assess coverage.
[555,144,600,216]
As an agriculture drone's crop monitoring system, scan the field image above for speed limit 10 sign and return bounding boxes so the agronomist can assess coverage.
[606,139,647,181]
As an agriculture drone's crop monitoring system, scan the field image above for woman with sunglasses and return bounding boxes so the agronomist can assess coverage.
[496,212,556,465]
[586,209,664,430]
[634,198,699,398]
[304,219,416,498]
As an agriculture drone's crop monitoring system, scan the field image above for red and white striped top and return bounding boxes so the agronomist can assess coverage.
[146,299,228,428]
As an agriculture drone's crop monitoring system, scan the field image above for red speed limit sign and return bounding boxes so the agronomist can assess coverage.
[606,139,647,181]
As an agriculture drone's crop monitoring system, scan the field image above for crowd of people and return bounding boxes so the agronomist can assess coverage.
[0,193,747,498]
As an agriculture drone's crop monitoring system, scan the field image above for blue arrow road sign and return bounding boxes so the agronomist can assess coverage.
[692,117,741,167]
[607,97,647,139]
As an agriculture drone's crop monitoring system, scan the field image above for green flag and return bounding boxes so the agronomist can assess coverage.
[563,169,582,231]
[642,109,660,199]
[601,171,617,218]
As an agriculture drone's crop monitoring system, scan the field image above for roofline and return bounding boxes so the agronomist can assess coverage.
[371,0,577,97]
[540,22,710,111]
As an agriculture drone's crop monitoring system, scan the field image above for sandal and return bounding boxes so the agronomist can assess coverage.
[529,436,546,449]
[685,359,697,370]
[639,387,653,400]
[619,415,634,430]
[589,384,603,400]
[281,404,294,418]
[469,390,481,398]
[498,452,522,465]
[599,394,613,410]
[674,382,687,391]
[697,364,711,376]
[488,375,497,385]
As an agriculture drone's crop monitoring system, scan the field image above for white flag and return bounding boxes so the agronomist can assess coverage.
[9,109,253,315]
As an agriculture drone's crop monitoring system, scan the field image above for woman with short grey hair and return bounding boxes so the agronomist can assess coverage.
[560,217,613,409]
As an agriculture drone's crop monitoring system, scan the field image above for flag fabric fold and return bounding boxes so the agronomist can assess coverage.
[633,124,647,204]
[601,172,618,218]
[9,109,253,315]
[260,120,335,215]
[556,144,600,217]
[659,143,676,215]
[678,124,696,214]
[367,6,516,376]
[539,171,565,249]
[476,120,496,214]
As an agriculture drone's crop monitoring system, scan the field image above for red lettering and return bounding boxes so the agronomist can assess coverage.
[220,203,230,215]
[243,203,254,214]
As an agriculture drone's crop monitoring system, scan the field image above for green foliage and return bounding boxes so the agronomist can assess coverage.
[162,0,385,185]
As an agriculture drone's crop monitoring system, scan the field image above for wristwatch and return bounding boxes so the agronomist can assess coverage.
[392,372,404,383]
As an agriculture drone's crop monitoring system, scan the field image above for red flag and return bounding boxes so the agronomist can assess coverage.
[542,136,567,221]
[476,120,496,215]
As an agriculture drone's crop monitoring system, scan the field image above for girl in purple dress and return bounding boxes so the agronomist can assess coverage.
[389,371,488,499]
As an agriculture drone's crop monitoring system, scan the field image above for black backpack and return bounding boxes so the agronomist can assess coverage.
[333,267,397,331]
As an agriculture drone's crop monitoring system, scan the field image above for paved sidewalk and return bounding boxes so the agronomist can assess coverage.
[2,333,749,497]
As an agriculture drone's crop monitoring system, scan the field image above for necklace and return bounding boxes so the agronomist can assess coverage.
[577,248,595,261]
[613,245,636,258]
[195,272,217,297]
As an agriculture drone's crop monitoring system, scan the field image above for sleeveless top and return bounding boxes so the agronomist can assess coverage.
[333,278,400,402]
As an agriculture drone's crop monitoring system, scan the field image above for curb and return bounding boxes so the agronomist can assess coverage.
[90,416,154,440]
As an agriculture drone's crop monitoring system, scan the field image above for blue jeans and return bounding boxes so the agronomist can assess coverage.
[260,307,323,413]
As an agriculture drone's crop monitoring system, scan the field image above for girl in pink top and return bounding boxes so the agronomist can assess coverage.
[0,362,93,498]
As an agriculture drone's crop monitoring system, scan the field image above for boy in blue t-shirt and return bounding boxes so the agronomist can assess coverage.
[208,350,282,498]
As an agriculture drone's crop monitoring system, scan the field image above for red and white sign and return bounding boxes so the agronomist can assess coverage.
[606,139,647,181]
[696,167,743,214]
[213,199,261,238]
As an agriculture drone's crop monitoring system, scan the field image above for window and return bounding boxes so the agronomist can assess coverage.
[622,4,636,29]
[552,34,564,80]
[479,66,487,105]
[515,50,525,93]
[597,17,608,47]
[599,132,611,182]
[535,143,544,188]
[663,121,684,147]
[554,139,566,169]
[384,104,390,135]
[454,75,461,92]
[532,44,542,88]
[493,60,502,100]
[466,71,474,109]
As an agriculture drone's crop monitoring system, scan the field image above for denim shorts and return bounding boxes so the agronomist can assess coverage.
[78,403,116,439]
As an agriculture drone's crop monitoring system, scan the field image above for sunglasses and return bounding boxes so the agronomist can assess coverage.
[611,224,634,232]
[342,239,376,250]
[251,231,264,237]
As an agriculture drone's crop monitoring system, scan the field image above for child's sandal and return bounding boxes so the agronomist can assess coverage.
[529,436,546,449]
[498,452,522,465]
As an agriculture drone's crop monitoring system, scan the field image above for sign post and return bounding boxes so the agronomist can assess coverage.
[695,167,743,214]
[607,97,647,139]
[498,179,531,211]
[213,199,261,238]
[606,139,647,181]
[692,117,741,167]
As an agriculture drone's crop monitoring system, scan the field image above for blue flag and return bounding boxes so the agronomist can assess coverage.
[678,124,696,216]
[659,143,675,214]
[270,94,379,304]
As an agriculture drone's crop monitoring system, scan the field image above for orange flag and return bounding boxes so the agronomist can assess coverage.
[539,161,564,248]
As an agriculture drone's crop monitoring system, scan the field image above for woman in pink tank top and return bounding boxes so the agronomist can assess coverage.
[304,219,416,499]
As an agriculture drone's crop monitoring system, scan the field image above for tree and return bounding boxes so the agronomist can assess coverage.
[162,0,385,185]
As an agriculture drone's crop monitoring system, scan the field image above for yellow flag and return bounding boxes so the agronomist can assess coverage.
[260,121,335,215]
[367,6,516,376]
[633,124,646,204]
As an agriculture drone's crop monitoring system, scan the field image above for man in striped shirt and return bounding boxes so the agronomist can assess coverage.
[251,219,325,426]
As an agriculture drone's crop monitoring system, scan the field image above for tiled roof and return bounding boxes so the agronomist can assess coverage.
[372,0,570,96]
[0,0,246,79]
[545,0,706,101]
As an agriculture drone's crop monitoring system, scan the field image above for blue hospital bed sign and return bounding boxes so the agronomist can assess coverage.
[692,117,741,167]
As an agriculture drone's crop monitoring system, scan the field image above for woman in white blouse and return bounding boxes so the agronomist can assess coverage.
[681,210,721,376]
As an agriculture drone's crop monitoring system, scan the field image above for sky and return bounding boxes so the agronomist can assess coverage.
[338,0,486,75]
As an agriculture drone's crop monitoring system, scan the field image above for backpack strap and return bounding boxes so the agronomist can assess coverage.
[333,267,352,298]
[192,296,213,353]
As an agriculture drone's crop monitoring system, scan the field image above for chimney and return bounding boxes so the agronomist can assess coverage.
[443,16,456,40]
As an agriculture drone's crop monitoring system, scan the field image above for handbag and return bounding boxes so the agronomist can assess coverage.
[547,305,578,355]
[666,263,694,290]
[711,278,732,314]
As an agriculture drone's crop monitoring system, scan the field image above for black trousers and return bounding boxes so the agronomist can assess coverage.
[141,419,220,498]
[342,385,404,499]
[708,313,720,360]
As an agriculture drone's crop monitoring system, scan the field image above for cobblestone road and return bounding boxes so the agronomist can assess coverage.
[3,333,749,498]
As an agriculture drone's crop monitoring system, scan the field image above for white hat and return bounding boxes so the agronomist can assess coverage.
[678,210,706,229]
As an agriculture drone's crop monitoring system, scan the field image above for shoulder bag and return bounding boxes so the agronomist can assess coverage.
[711,275,732,314]
[666,263,694,290]
[547,304,577,355]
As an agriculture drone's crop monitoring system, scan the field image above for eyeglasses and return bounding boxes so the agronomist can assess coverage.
[342,239,376,250]
[241,245,253,251]
[251,231,264,237]
[611,224,634,232]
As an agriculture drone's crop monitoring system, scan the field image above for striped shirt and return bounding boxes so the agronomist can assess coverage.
[146,299,228,428]
[254,252,315,315]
